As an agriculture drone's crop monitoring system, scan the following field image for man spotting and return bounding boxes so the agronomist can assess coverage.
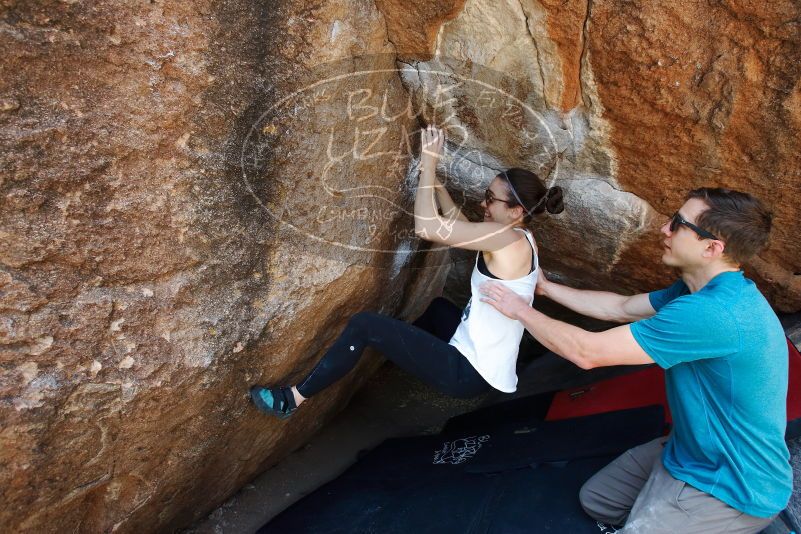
[480,188,792,533]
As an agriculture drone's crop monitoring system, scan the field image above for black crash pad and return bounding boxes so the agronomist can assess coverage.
[261,405,665,533]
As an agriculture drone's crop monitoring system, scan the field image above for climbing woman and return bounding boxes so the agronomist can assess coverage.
[250,125,565,417]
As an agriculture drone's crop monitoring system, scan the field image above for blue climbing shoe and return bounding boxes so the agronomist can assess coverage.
[250,385,297,419]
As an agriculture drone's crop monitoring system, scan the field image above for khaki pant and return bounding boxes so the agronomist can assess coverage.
[579,437,775,533]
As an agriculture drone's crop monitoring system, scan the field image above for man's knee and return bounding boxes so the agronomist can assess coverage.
[579,473,629,526]
[579,478,604,519]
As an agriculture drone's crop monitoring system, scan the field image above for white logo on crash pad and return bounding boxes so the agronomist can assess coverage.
[433,435,490,465]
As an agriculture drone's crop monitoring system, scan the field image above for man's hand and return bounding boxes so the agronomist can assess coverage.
[483,279,655,369]
[479,281,530,320]
[535,269,550,297]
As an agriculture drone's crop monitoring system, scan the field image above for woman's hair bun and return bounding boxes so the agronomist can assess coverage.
[545,186,564,214]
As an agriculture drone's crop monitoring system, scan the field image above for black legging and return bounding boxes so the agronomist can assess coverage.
[296,297,491,399]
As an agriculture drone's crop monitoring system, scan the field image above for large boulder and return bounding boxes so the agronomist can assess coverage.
[0,1,447,532]
[398,0,801,307]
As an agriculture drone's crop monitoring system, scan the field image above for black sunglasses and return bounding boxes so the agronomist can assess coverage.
[484,188,517,206]
[669,212,719,240]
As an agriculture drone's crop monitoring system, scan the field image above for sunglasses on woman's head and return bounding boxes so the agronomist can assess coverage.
[484,188,517,206]
[669,212,719,241]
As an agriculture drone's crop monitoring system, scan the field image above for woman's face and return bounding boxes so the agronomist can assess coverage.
[481,176,521,224]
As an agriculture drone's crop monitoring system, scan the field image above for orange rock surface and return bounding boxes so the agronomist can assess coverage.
[1,0,799,532]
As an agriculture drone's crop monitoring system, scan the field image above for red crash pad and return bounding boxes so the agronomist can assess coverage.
[546,337,801,426]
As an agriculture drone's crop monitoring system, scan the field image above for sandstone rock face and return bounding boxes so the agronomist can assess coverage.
[399,0,801,305]
[1,1,446,532]
[583,0,801,307]
[1,0,800,532]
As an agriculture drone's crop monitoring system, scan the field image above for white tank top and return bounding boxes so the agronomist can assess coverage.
[448,228,538,393]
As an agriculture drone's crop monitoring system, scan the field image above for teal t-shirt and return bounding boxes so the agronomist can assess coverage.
[630,271,792,518]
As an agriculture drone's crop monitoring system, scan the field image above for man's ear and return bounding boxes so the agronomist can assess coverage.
[705,239,726,259]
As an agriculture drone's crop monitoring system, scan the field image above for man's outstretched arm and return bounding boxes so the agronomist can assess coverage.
[481,282,654,369]
[537,271,656,323]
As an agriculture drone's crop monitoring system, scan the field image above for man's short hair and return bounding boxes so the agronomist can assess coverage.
[687,187,772,265]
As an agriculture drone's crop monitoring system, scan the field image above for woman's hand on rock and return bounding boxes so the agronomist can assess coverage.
[420,125,445,169]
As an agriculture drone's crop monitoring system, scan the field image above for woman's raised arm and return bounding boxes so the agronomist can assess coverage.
[435,183,469,223]
[414,126,518,252]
